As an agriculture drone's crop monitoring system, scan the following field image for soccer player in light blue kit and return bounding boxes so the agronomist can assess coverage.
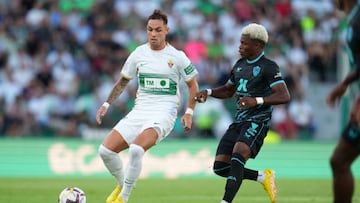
[96,10,199,203]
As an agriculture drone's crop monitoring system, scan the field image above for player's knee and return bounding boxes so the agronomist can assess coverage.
[330,156,347,174]
[330,151,348,172]
[329,154,338,170]
[213,161,230,177]
[98,144,117,160]
[129,144,145,159]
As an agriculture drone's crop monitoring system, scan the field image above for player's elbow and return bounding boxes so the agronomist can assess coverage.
[277,86,291,104]
[282,92,291,104]
[273,92,290,105]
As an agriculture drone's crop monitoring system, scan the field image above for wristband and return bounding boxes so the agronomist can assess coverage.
[102,102,110,109]
[206,89,212,96]
[255,97,264,105]
[185,108,194,115]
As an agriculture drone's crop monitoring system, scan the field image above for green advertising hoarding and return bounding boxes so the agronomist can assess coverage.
[0,138,216,178]
[1,138,359,179]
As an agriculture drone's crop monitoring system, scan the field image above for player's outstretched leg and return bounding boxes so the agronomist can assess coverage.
[106,185,122,203]
[261,169,277,203]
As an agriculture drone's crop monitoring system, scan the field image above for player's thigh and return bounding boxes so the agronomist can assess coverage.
[115,110,176,150]
[133,112,176,151]
[236,121,269,158]
[102,129,129,153]
[215,124,238,162]
[113,114,142,146]
[139,112,176,143]
[331,138,360,164]
[233,142,252,160]
[133,128,158,151]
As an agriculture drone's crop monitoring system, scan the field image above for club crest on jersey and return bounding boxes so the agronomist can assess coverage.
[253,66,261,77]
[167,60,174,68]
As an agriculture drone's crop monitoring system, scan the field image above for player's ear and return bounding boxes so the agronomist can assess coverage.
[256,39,265,49]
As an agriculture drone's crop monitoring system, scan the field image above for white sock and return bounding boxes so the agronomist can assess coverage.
[120,144,144,202]
[220,200,229,203]
[257,170,265,182]
[98,144,124,186]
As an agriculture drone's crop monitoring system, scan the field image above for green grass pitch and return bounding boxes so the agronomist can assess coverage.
[1,177,359,203]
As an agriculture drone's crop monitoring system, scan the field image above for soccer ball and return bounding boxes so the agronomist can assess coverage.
[58,187,86,203]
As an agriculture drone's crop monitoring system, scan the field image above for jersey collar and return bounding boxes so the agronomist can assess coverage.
[246,51,264,64]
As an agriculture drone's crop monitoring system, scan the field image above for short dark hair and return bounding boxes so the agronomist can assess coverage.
[148,9,168,25]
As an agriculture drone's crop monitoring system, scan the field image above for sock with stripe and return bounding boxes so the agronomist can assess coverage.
[222,153,246,202]
[214,161,259,182]
[244,168,259,181]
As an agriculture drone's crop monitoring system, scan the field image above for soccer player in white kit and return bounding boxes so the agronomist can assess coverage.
[96,10,199,203]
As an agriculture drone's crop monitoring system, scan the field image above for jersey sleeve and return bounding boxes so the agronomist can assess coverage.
[228,68,236,85]
[177,51,198,81]
[121,49,138,80]
[263,61,285,87]
[228,59,241,85]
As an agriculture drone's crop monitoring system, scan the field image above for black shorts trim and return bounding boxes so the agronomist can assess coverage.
[215,121,269,158]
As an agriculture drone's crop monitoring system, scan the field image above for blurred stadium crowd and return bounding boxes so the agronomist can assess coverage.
[0,0,346,139]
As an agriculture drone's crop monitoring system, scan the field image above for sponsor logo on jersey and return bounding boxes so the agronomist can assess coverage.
[139,73,177,95]
[144,78,170,88]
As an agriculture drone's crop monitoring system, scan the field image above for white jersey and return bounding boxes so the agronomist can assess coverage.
[121,43,198,115]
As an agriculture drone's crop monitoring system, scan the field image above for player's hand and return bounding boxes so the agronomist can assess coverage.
[238,97,257,109]
[326,83,347,108]
[96,105,108,125]
[194,90,208,103]
[181,114,193,132]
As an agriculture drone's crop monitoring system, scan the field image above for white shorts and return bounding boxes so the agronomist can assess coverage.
[113,110,177,145]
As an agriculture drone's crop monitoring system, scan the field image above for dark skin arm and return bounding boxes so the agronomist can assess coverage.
[326,69,360,108]
[210,83,237,99]
[195,82,290,108]
[239,82,290,108]
[195,83,235,102]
